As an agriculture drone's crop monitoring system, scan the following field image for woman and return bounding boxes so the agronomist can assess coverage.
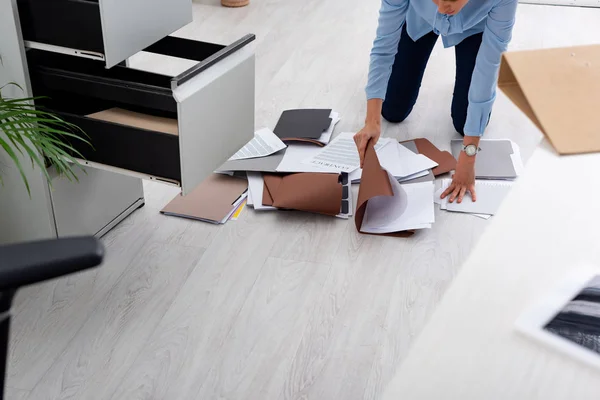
[354,0,517,203]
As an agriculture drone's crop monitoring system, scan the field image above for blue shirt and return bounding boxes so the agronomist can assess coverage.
[366,0,518,136]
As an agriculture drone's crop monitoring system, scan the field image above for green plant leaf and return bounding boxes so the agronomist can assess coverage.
[8,131,54,182]
[0,135,31,196]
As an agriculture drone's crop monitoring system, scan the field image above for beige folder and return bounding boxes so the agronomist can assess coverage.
[498,45,600,155]
[161,174,247,223]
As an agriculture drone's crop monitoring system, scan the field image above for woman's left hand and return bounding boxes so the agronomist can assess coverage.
[441,153,477,203]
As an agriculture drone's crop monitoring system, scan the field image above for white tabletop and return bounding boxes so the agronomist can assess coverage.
[383,139,600,400]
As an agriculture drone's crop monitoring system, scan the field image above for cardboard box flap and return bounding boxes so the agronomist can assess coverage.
[499,45,600,155]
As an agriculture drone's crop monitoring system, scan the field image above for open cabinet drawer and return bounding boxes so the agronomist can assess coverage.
[17,0,193,68]
[27,35,256,195]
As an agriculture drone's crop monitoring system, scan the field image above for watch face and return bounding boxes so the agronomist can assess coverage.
[465,145,477,156]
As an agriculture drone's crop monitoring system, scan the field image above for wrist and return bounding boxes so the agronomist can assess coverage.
[462,135,481,147]
[364,118,381,127]
[458,151,476,165]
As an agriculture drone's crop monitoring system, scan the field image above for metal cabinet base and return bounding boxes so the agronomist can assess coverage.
[49,166,144,238]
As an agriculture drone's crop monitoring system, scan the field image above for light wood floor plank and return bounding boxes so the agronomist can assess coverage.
[26,241,205,400]
[109,211,284,400]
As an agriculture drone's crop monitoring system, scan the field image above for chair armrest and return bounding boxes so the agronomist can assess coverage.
[0,236,104,291]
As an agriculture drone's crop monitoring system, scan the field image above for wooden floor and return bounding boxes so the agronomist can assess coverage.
[7,2,600,399]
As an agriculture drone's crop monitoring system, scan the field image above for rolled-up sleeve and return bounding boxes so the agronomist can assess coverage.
[365,0,409,100]
[464,0,517,136]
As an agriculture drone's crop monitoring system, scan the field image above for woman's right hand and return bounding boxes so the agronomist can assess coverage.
[354,122,381,168]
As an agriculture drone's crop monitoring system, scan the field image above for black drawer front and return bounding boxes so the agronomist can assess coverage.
[17,0,104,54]
[58,112,182,183]
[27,50,177,114]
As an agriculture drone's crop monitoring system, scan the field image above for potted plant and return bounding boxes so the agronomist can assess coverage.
[1,60,89,197]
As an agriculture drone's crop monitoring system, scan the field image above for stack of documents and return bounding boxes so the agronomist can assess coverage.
[355,142,434,235]
[349,138,438,183]
[450,139,524,180]
[301,132,392,173]
[435,139,524,219]
[161,174,248,224]
[435,178,513,219]
[218,121,342,175]
[246,171,352,219]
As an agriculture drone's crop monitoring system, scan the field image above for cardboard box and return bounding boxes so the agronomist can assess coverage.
[499,45,600,155]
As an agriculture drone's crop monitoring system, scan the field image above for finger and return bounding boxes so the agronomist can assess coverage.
[358,138,367,168]
[469,185,477,202]
[457,186,467,204]
[440,184,455,199]
[448,187,461,203]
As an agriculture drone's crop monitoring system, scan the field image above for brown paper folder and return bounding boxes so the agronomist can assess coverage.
[498,45,600,155]
[355,143,414,237]
[161,174,247,223]
[404,138,456,176]
[262,173,342,216]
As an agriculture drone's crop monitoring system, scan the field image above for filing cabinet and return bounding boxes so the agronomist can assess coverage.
[17,0,193,68]
[27,34,256,195]
[3,0,257,241]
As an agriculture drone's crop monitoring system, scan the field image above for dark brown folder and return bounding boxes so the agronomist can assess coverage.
[355,143,414,237]
[262,173,342,216]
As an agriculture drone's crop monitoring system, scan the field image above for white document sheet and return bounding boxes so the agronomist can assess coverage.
[229,128,287,161]
[247,183,254,206]
[434,186,490,219]
[246,172,276,210]
[276,143,341,173]
[397,170,430,183]
[361,173,435,234]
[394,141,438,176]
[445,179,512,215]
[510,140,525,176]
[302,132,391,173]
[434,179,502,219]
[317,111,340,145]
[350,141,437,182]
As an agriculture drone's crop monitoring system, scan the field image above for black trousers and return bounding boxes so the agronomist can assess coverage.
[381,24,484,135]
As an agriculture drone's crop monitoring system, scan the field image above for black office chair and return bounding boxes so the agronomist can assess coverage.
[0,237,104,400]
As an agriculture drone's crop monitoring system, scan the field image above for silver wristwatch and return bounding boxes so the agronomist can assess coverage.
[462,144,480,157]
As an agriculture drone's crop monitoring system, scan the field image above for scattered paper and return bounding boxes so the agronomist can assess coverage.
[350,140,437,183]
[317,111,341,145]
[229,128,286,161]
[397,170,430,183]
[276,143,341,173]
[435,186,490,219]
[302,132,391,173]
[247,184,254,206]
[436,179,497,219]
[247,172,277,210]
[510,140,525,176]
[361,174,435,234]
